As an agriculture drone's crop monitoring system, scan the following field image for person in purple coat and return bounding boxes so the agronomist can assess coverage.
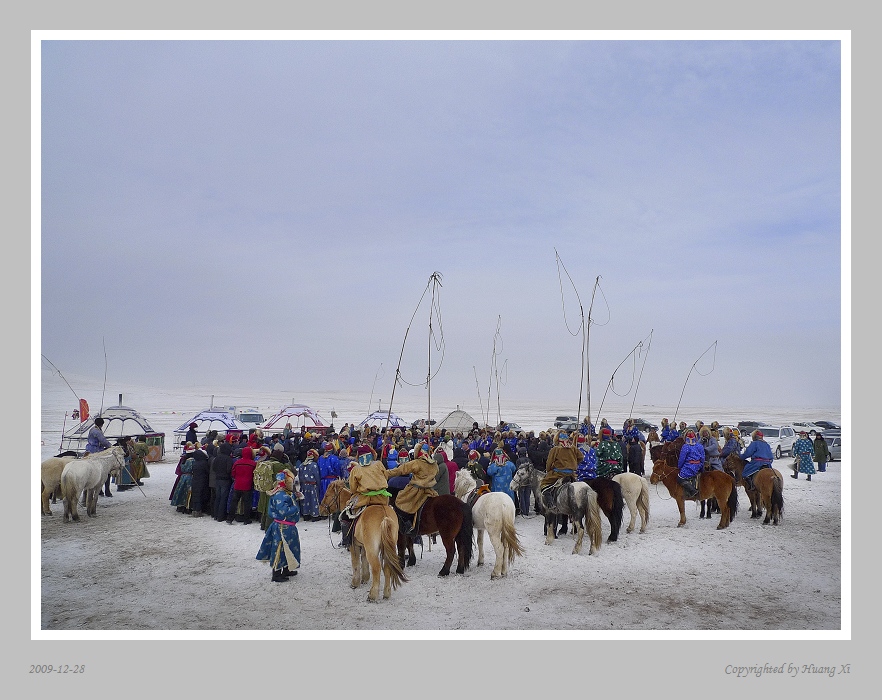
[677,429,705,499]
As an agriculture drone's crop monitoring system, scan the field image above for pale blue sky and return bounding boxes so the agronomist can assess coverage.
[40,38,843,411]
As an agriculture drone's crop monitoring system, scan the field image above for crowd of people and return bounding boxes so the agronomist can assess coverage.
[150,413,833,583]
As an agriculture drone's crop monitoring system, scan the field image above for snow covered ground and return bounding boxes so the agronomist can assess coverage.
[36,377,845,637]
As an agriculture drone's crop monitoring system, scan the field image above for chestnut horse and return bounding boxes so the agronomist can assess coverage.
[349,504,408,602]
[649,445,738,529]
[724,454,784,525]
[388,488,474,577]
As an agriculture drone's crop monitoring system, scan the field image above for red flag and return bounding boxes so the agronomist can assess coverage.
[79,399,89,422]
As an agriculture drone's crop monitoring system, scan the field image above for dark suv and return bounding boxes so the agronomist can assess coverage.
[736,420,768,436]
[629,418,658,432]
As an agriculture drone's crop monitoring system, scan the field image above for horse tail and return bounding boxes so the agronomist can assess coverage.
[382,514,408,589]
[727,476,739,518]
[585,493,603,553]
[456,501,474,570]
[771,474,784,519]
[501,512,524,564]
[60,467,79,504]
[608,479,624,542]
[637,479,650,525]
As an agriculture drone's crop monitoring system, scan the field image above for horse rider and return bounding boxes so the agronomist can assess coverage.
[699,426,722,471]
[385,442,439,538]
[676,429,705,499]
[465,449,488,486]
[86,416,114,497]
[595,427,625,478]
[339,445,393,549]
[738,429,774,491]
[539,430,581,491]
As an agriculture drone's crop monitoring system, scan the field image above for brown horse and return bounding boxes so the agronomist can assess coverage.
[724,455,784,525]
[649,448,738,529]
[349,504,408,602]
[389,491,474,577]
[319,478,351,518]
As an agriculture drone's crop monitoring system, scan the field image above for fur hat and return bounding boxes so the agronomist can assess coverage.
[699,427,711,438]
[272,443,284,452]
[357,445,373,456]
[189,422,198,429]
[468,450,479,461]
[601,428,612,438]
[306,448,319,459]
[753,430,764,440]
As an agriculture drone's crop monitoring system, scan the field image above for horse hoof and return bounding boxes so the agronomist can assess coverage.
[438,570,450,577]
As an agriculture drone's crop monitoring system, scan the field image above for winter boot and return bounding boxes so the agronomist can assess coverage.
[339,520,353,548]
[807,474,811,481]
[281,567,297,577]
[331,513,342,533]
[271,570,288,583]
[790,473,798,479]
[678,478,698,499]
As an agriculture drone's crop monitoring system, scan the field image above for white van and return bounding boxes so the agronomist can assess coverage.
[756,425,797,459]
[231,406,265,427]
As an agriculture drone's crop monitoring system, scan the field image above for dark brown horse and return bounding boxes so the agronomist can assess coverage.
[583,477,625,542]
[649,445,738,529]
[389,489,474,577]
[724,454,784,524]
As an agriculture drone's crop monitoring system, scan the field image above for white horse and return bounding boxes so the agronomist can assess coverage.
[60,446,125,522]
[611,472,650,534]
[454,470,524,580]
[41,454,81,516]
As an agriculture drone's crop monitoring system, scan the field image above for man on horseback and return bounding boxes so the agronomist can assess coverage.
[739,429,774,490]
[676,429,704,499]
[339,445,394,549]
[595,428,625,478]
[538,430,581,531]
[86,416,114,497]
[385,442,439,538]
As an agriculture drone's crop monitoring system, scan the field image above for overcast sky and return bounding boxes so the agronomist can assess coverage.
[38,37,843,412]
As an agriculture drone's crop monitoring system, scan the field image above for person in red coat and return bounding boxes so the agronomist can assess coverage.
[228,446,257,525]
[445,450,459,495]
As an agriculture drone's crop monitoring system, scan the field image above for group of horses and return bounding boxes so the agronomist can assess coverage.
[647,437,784,528]
[509,463,650,551]
[40,446,126,522]
[319,477,476,602]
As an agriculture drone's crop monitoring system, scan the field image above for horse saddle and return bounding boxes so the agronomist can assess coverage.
[540,479,565,510]
[467,485,491,509]
[341,503,365,521]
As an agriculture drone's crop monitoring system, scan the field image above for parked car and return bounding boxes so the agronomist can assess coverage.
[554,415,579,428]
[792,421,823,434]
[823,432,841,461]
[629,418,658,432]
[756,425,797,459]
[814,420,840,431]
[736,420,769,437]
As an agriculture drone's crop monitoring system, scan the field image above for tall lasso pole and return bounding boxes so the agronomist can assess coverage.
[673,341,718,424]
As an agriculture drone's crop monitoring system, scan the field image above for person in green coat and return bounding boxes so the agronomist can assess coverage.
[811,430,832,473]
[595,428,624,478]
